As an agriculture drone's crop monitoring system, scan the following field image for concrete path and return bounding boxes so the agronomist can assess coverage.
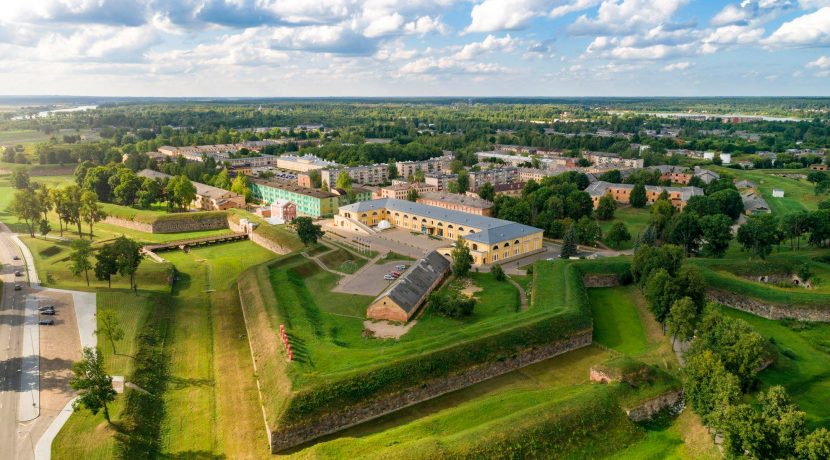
[33,397,76,460]
[18,296,40,422]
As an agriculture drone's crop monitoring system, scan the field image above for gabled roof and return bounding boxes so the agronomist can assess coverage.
[373,251,450,315]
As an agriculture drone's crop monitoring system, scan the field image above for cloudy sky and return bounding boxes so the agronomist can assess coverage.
[2,0,830,97]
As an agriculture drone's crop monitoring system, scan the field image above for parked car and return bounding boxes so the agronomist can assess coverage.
[395,265,407,271]
[14,271,23,277]
[389,273,401,279]
[383,275,396,280]
[38,319,54,326]
[14,285,22,291]
[39,305,55,312]
[40,310,55,316]
[13,256,20,261]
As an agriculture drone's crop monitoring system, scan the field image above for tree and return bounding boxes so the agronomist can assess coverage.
[565,191,594,220]
[797,428,830,460]
[451,237,473,277]
[94,243,119,288]
[684,195,719,217]
[387,160,399,180]
[595,192,616,220]
[666,212,702,255]
[643,268,679,324]
[649,198,674,235]
[230,173,252,202]
[80,190,106,239]
[631,244,685,284]
[478,182,495,202]
[406,188,419,202]
[781,211,811,250]
[710,189,744,220]
[109,168,141,206]
[808,210,830,247]
[97,310,125,355]
[737,213,780,259]
[666,297,697,345]
[699,214,733,257]
[292,216,324,247]
[113,236,142,292]
[335,170,352,191]
[575,216,601,246]
[682,350,741,424]
[11,170,30,189]
[10,189,41,237]
[629,183,647,208]
[413,169,426,183]
[168,175,196,211]
[69,239,94,286]
[213,168,231,189]
[605,222,631,249]
[39,219,51,236]
[456,170,469,193]
[560,225,578,259]
[63,185,84,237]
[69,347,117,423]
[50,188,68,236]
[137,177,162,209]
[491,263,505,281]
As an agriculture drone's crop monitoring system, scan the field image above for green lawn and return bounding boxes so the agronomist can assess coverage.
[52,397,125,460]
[375,251,416,264]
[0,129,54,145]
[318,248,368,274]
[600,205,652,249]
[713,167,825,215]
[96,290,156,377]
[589,286,649,356]
[717,305,830,429]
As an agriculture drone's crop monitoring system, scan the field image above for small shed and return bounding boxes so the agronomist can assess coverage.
[772,189,785,198]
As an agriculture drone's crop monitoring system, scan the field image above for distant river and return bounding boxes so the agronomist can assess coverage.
[12,105,98,120]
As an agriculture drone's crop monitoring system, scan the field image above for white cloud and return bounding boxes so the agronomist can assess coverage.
[454,34,517,60]
[399,56,507,74]
[569,0,688,35]
[465,0,547,33]
[807,55,830,68]
[550,0,601,18]
[763,7,830,47]
[663,61,692,71]
[704,24,764,46]
[404,16,448,35]
[362,12,406,37]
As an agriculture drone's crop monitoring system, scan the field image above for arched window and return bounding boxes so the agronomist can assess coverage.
[458,227,464,232]
[448,224,454,229]
[504,242,510,247]
[515,240,520,245]
[492,245,499,250]
[361,213,367,217]
[472,244,478,250]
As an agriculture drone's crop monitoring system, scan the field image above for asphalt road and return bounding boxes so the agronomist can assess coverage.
[0,226,30,460]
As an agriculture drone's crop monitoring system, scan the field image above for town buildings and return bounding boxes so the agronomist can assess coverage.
[424,173,458,191]
[585,181,704,210]
[276,154,339,172]
[379,182,437,199]
[416,192,494,216]
[395,154,454,179]
[250,179,340,217]
[137,169,245,211]
[335,198,544,266]
[320,164,389,187]
[468,167,519,191]
[583,151,645,169]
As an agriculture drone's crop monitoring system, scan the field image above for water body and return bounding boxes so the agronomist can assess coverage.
[12,105,97,120]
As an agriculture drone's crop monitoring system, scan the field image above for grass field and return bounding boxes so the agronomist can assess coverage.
[53,240,279,459]
[318,248,368,274]
[599,205,651,249]
[713,167,825,215]
[589,287,649,356]
[0,129,54,145]
[717,305,830,429]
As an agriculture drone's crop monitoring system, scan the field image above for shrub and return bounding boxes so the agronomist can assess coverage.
[428,287,476,318]
[491,263,506,281]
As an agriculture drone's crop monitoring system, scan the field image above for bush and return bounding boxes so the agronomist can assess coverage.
[428,287,476,318]
[491,263,506,281]
[618,268,633,286]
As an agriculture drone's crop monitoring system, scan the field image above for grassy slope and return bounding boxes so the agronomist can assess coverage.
[599,205,651,249]
[589,286,649,356]
[713,167,823,215]
[317,248,368,274]
[717,305,830,429]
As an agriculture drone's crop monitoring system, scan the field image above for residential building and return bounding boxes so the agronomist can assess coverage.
[367,251,450,322]
[270,200,297,223]
[720,153,732,165]
[810,164,829,171]
[379,182,437,200]
[416,192,494,216]
[320,164,389,187]
[585,181,704,210]
[137,169,245,211]
[468,167,519,191]
[396,154,454,179]
[276,154,339,173]
[583,151,644,169]
[742,191,771,215]
[250,179,340,217]
[694,167,720,184]
[335,199,544,266]
[653,165,692,184]
[424,173,458,191]
[736,180,756,189]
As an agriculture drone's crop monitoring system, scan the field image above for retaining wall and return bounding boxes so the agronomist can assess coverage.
[104,213,229,234]
[104,216,154,233]
[582,274,620,288]
[625,389,684,422]
[706,288,830,322]
[269,329,593,452]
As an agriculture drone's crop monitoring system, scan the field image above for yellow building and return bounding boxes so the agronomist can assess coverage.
[335,199,544,266]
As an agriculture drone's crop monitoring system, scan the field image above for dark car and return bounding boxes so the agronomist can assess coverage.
[13,256,20,261]
[14,285,22,291]
[40,310,55,316]
[39,305,55,312]
[38,319,54,326]
[15,271,23,277]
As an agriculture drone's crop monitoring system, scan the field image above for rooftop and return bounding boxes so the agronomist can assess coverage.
[417,192,493,210]
[373,251,450,315]
[251,178,338,199]
[340,198,541,244]
[585,181,704,201]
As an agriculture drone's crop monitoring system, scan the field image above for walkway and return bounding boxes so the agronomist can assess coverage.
[506,276,529,311]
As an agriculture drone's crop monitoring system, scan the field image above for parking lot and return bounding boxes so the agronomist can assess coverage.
[334,260,411,296]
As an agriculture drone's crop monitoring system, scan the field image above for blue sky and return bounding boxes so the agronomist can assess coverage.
[2,0,830,97]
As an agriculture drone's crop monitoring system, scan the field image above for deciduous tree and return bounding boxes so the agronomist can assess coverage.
[451,237,473,277]
[70,347,117,423]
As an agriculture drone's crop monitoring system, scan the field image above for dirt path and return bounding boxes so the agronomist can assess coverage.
[506,276,529,311]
